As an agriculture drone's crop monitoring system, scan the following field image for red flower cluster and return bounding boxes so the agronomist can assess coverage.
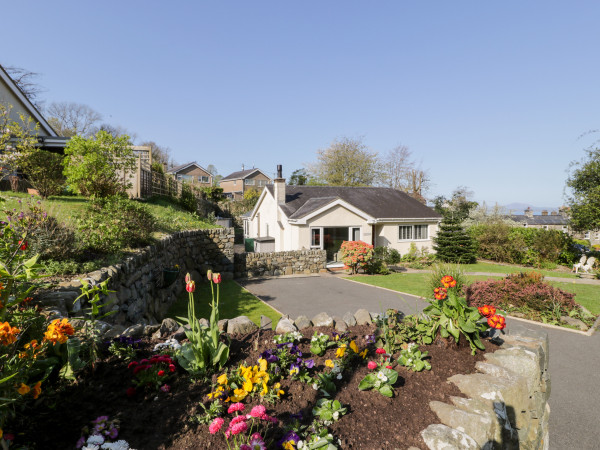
[433,287,447,300]
[18,240,27,251]
[128,354,176,395]
[441,275,457,288]
[487,315,506,330]
[478,305,496,318]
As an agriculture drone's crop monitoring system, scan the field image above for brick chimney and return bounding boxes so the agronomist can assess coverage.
[524,207,534,218]
[273,164,286,205]
[541,210,548,216]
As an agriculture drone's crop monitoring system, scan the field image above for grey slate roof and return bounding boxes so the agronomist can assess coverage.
[508,215,568,226]
[221,168,270,181]
[167,161,209,174]
[266,185,441,220]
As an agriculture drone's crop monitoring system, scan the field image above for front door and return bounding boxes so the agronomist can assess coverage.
[323,227,361,261]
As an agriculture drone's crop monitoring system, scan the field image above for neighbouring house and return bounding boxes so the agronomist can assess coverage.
[245,166,441,258]
[167,162,213,187]
[507,207,600,247]
[0,64,68,152]
[220,167,272,200]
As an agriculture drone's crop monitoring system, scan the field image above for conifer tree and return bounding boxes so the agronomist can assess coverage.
[433,214,477,264]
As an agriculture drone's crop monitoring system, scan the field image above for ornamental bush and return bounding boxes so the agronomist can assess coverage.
[340,240,374,274]
[465,272,577,318]
[75,196,156,253]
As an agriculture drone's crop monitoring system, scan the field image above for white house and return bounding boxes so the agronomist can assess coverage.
[246,166,441,258]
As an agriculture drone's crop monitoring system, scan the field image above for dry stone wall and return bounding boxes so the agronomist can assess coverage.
[234,250,327,278]
[37,228,235,327]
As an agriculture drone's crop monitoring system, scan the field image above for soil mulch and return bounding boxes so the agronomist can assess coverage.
[15,324,499,449]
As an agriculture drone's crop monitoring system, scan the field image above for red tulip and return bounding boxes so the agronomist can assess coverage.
[212,273,222,284]
[186,281,196,293]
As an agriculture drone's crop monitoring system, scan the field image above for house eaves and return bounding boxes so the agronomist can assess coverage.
[0,65,57,137]
[287,198,375,225]
[221,168,271,182]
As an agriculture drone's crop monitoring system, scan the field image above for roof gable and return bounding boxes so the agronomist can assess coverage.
[168,161,211,175]
[0,65,57,137]
[267,185,441,222]
[221,168,271,181]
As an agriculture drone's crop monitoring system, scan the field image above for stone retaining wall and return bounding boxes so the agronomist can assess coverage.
[234,250,327,278]
[38,228,235,327]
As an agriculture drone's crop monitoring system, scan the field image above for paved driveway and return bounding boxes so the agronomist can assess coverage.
[239,274,600,450]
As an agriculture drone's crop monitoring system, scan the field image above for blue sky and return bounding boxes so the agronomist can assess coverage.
[3,1,599,208]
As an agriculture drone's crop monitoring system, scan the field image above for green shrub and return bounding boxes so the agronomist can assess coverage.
[179,183,198,213]
[75,196,156,253]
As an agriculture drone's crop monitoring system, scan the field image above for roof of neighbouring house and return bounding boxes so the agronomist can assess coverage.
[508,215,568,226]
[266,185,441,221]
[167,161,211,174]
[221,168,271,181]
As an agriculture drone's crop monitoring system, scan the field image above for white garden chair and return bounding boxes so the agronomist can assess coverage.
[581,256,597,274]
[573,255,587,273]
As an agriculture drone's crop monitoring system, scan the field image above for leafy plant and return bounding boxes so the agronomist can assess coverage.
[128,354,176,392]
[309,332,335,356]
[358,358,398,398]
[175,273,230,377]
[312,398,347,426]
[421,275,487,354]
[107,336,140,362]
[397,343,431,372]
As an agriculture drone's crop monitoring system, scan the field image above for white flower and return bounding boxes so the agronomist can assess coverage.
[87,435,105,445]
[101,441,132,450]
[82,446,100,450]
[312,383,319,390]
[336,374,342,380]
[333,411,340,421]
[377,371,388,382]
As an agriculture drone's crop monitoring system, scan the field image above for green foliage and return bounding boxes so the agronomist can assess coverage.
[151,161,165,173]
[433,187,478,222]
[75,196,156,253]
[469,224,579,266]
[309,332,335,357]
[428,263,467,294]
[312,398,347,425]
[63,130,135,197]
[366,247,401,274]
[179,183,198,213]
[175,274,230,377]
[358,366,398,398]
[566,147,600,231]
[433,216,477,264]
[289,168,309,185]
[17,150,65,198]
[397,343,431,372]
[200,186,224,203]
[309,136,380,186]
[422,275,487,354]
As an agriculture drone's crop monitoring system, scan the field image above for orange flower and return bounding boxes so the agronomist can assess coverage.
[433,287,447,300]
[441,276,457,288]
[478,305,496,318]
[31,381,42,399]
[44,318,74,344]
[0,322,21,346]
[17,383,30,395]
[487,314,506,330]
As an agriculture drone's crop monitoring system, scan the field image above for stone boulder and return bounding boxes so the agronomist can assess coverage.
[354,309,372,325]
[227,316,258,335]
[312,312,334,328]
[275,318,297,334]
[294,316,312,330]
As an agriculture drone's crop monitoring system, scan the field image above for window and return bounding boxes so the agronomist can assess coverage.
[399,226,412,240]
[311,228,321,247]
[399,225,429,241]
[245,179,255,186]
[585,232,590,239]
[351,227,361,241]
[199,176,209,183]
[177,174,193,181]
[257,180,267,186]
[233,180,237,186]
[543,225,549,230]
[414,225,428,240]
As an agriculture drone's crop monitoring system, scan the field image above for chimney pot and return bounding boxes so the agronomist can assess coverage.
[274,164,285,204]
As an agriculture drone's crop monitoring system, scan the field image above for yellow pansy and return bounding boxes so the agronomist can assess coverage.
[349,340,359,353]
[243,378,254,392]
[336,346,346,358]
[325,359,334,368]
[259,358,267,372]
[359,349,368,359]
[217,373,228,385]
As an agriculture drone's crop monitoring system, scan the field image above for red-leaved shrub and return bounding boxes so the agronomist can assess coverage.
[465,272,576,315]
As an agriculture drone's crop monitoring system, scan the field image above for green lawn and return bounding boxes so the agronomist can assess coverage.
[461,261,578,279]
[346,272,600,315]
[166,280,281,328]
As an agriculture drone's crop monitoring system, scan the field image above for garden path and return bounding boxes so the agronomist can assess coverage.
[239,274,600,450]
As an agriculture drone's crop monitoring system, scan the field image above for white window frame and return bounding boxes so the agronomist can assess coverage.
[245,179,255,186]
[398,224,429,242]
[311,228,322,248]
[310,226,362,249]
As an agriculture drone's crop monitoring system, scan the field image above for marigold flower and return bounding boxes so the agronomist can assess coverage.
[441,275,457,288]
[0,322,20,346]
[17,383,30,395]
[186,281,195,293]
[367,361,378,370]
[212,273,222,284]
[478,305,496,318]
[43,318,74,344]
[31,381,42,399]
[487,314,506,330]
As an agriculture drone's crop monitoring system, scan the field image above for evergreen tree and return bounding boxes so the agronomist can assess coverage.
[433,214,477,264]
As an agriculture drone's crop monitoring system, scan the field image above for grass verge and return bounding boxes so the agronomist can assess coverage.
[166,280,281,328]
